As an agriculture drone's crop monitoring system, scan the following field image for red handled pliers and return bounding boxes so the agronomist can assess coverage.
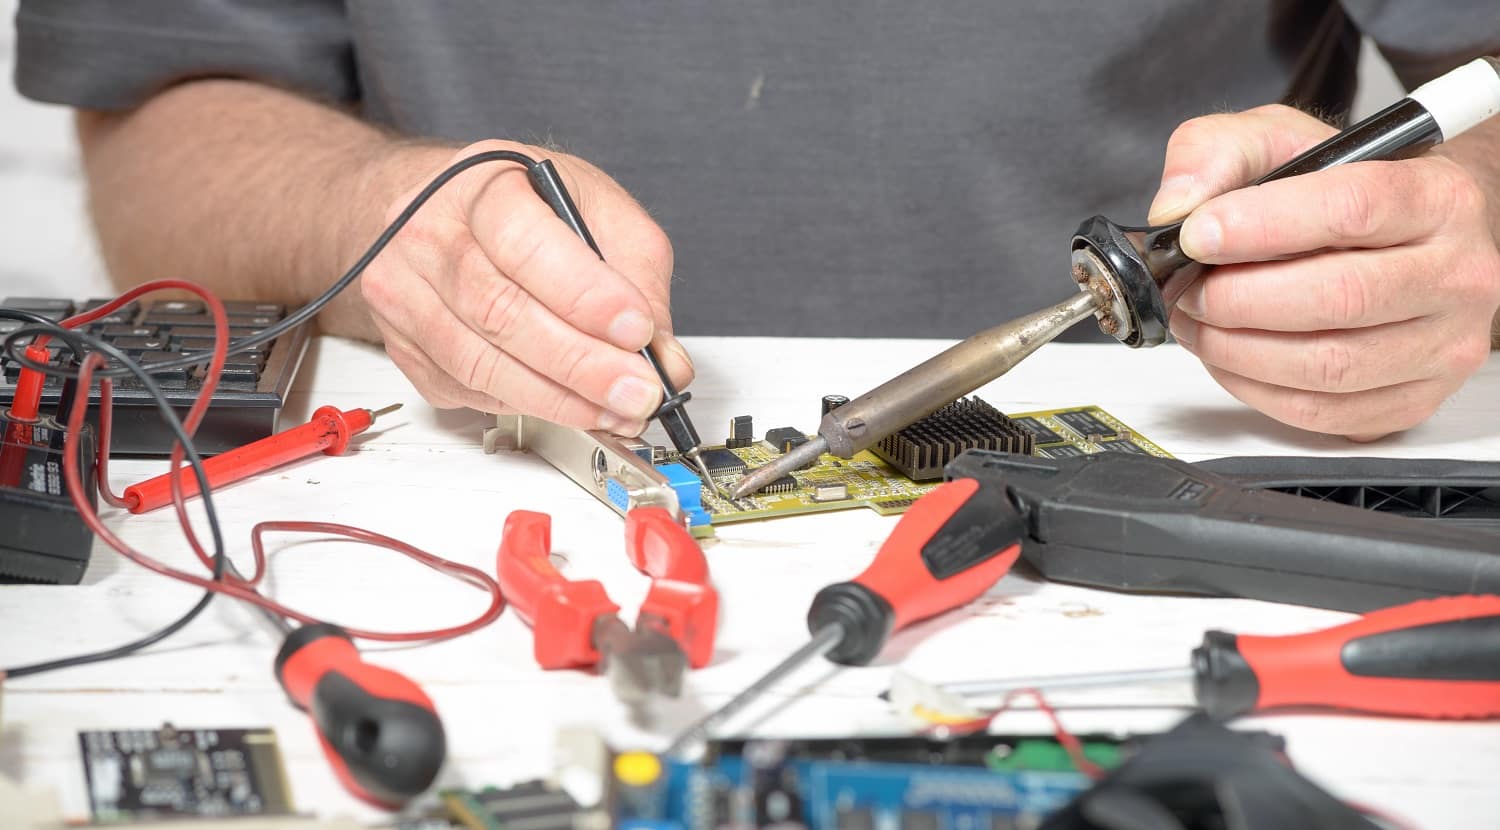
[497,506,717,703]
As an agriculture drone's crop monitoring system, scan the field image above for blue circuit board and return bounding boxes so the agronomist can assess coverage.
[610,736,1121,830]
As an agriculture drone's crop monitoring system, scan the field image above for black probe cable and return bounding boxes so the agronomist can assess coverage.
[0,148,584,677]
[55,149,540,380]
[1,324,228,679]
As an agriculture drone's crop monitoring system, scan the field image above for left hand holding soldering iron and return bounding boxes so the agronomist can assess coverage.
[1149,103,1500,440]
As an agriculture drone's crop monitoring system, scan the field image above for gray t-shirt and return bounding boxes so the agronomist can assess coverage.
[14,2,1500,339]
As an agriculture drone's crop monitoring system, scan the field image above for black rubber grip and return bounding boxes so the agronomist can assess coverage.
[806,582,893,666]
[1341,615,1500,681]
[1191,630,1260,720]
[312,671,447,804]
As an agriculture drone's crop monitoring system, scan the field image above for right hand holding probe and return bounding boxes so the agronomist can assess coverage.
[361,140,692,435]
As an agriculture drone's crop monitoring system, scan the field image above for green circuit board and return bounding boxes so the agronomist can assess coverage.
[670,405,1169,527]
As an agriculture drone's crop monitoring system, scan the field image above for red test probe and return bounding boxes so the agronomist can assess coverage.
[0,344,50,488]
[939,594,1500,720]
[665,477,1024,754]
[122,403,401,513]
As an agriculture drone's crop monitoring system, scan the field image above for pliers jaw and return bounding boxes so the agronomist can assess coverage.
[495,507,718,704]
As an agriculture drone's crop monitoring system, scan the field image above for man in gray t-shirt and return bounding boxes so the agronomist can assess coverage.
[13,2,1500,440]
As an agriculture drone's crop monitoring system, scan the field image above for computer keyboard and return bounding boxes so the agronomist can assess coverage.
[0,296,310,456]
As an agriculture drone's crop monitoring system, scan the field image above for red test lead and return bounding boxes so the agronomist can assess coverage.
[122,403,401,513]
[0,344,51,488]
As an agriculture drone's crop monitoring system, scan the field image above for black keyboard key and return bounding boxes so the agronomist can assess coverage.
[111,336,169,354]
[97,324,159,339]
[197,363,260,385]
[170,336,267,364]
[81,299,140,324]
[227,312,280,328]
[142,310,215,327]
[224,301,285,317]
[2,297,75,316]
[148,300,205,315]
[160,325,263,339]
[136,351,189,386]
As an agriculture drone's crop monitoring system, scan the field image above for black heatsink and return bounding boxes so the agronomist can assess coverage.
[872,397,1034,481]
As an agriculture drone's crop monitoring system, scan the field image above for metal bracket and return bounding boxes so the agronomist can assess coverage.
[484,415,683,524]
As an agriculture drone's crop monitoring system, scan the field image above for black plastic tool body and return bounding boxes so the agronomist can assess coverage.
[943,451,1500,613]
[0,410,97,584]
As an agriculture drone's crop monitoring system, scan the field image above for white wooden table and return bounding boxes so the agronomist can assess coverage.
[4,336,1499,827]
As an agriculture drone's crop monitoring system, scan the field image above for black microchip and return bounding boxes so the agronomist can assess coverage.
[1011,416,1066,446]
[761,475,799,494]
[765,427,809,454]
[1056,409,1118,440]
[1043,444,1087,458]
[1098,440,1148,454]
[80,725,291,822]
[699,447,748,473]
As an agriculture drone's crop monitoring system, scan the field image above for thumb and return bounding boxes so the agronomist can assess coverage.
[1148,104,1338,225]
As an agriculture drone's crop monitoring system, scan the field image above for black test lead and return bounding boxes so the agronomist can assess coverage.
[526,160,721,496]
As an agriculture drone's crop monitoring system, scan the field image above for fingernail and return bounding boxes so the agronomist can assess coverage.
[607,309,653,350]
[597,411,643,435]
[1169,314,1197,349]
[1148,175,1197,224]
[664,336,694,372]
[1180,212,1222,260]
[1174,284,1204,317]
[608,375,660,420]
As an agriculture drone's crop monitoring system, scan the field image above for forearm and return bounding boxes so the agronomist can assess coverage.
[1437,118,1500,347]
[75,80,457,339]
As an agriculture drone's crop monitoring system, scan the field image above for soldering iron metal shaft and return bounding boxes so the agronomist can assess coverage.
[732,291,1099,498]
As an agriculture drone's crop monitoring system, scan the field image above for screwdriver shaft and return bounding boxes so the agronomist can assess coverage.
[666,622,845,756]
[942,665,1194,699]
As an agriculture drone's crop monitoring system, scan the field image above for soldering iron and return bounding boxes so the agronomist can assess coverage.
[734,56,1500,497]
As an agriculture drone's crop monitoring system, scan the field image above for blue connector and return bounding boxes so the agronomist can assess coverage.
[606,478,631,512]
[656,463,712,528]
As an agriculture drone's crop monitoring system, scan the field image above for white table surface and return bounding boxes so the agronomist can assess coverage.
[3,335,1499,827]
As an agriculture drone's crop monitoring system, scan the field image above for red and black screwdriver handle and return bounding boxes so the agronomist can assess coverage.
[625,506,718,668]
[274,624,445,807]
[1193,594,1500,720]
[496,510,622,669]
[808,478,1024,666]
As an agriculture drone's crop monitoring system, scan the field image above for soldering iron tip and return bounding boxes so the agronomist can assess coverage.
[370,403,404,420]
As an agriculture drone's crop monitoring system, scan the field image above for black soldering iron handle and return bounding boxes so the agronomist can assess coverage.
[943,450,1500,613]
[1074,56,1500,347]
[527,160,702,450]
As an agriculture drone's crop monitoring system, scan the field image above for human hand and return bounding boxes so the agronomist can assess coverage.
[1149,104,1500,441]
[361,140,691,435]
